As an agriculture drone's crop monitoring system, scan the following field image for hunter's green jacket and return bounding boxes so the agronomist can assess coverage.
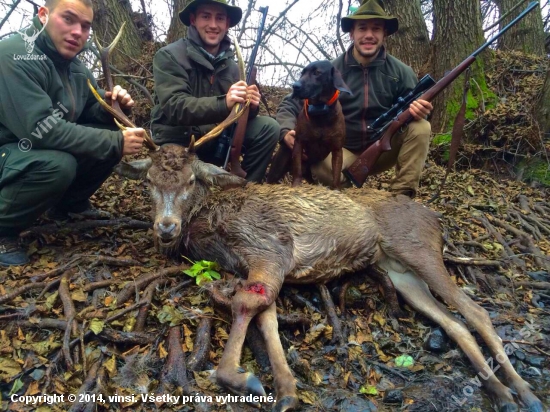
[277,46,418,152]
[151,27,258,146]
[0,17,124,160]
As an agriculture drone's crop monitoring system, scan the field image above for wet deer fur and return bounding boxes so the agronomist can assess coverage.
[118,144,544,412]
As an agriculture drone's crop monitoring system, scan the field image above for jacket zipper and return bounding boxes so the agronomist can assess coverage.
[209,73,215,95]
[62,68,76,121]
[363,68,369,146]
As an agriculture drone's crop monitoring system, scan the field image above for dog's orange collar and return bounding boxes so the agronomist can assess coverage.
[303,90,340,121]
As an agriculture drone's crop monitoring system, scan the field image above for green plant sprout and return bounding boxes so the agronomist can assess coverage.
[181,255,222,285]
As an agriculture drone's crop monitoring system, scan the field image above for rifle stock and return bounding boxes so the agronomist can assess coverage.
[227,66,258,178]
[343,1,539,187]
[224,6,268,177]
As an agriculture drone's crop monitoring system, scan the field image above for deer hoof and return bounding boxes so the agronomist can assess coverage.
[525,401,544,412]
[272,395,298,412]
[217,369,266,400]
[498,402,519,412]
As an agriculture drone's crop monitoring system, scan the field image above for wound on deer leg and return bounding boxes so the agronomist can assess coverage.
[244,283,266,295]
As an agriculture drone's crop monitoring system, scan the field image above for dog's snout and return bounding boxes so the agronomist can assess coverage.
[292,82,302,92]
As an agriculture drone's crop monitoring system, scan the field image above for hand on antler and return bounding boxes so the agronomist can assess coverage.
[122,128,144,155]
[105,85,135,109]
[246,84,260,109]
[225,80,248,109]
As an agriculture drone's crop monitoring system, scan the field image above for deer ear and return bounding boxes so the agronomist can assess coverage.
[187,135,196,153]
[113,158,152,180]
[192,160,247,190]
[332,67,352,95]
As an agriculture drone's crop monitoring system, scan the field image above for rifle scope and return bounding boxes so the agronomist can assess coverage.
[369,74,436,132]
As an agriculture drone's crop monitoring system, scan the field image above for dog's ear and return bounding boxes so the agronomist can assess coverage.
[332,67,352,95]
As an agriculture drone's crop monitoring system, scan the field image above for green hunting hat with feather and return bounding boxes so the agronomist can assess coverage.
[179,0,243,28]
[341,0,398,35]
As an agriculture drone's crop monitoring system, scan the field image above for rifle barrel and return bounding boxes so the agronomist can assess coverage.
[472,1,539,58]
[246,7,269,83]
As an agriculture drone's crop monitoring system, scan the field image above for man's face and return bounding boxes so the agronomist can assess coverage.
[190,4,230,50]
[350,19,387,60]
[38,0,93,60]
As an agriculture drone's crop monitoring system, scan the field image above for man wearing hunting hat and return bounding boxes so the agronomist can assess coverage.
[277,0,433,198]
[151,0,279,183]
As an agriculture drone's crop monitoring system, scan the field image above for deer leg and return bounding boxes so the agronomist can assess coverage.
[255,302,298,412]
[382,264,519,412]
[368,265,407,319]
[291,140,303,187]
[216,274,281,402]
[418,264,544,412]
[331,148,343,189]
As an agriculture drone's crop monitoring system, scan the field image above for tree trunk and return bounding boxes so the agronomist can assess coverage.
[537,70,550,135]
[93,0,143,68]
[167,0,192,44]
[430,0,487,133]
[494,0,546,56]
[384,0,430,74]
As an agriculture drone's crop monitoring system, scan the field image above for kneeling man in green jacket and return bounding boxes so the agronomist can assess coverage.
[150,0,279,183]
[0,0,145,266]
[277,0,433,197]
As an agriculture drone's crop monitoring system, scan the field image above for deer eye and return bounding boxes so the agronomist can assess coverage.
[189,176,196,185]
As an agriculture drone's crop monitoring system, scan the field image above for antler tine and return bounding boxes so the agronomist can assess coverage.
[234,34,246,83]
[193,100,250,149]
[88,23,159,151]
[194,36,249,149]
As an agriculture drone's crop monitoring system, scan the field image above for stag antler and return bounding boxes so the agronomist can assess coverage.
[193,36,250,149]
[87,23,159,151]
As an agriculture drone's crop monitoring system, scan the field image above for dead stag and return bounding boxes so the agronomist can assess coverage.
[92,25,544,412]
[115,143,544,412]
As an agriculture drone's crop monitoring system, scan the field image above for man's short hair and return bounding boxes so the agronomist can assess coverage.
[45,0,93,11]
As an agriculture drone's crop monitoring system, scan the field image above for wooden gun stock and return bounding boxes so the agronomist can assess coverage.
[228,66,257,178]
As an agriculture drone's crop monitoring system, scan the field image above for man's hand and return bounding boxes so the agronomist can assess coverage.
[409,99,433,121]
[283,130,307,160]
[122,128,144,155]
[225,80,248,109]
[246,84,261,109]
[283,130,296,150]
[105,85,135,109]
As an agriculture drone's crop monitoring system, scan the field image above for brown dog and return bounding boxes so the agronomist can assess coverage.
[267,61,351,188]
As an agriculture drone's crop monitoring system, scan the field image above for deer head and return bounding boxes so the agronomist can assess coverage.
[19,16,48,54]
[114,141,246,250]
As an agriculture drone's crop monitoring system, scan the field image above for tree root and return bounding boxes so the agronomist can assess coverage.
[116,265,186,305]
[135,279,173,332]
[186,317,212,371]
[159,326,191,393]
[21,217,152,237]
[67,357,103,412]
[99,328,155,345]
[317,284,344,345]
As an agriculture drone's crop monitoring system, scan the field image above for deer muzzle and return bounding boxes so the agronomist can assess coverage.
[154,217,181,247]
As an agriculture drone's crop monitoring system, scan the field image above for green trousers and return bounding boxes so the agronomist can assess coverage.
[0,127,120,236]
